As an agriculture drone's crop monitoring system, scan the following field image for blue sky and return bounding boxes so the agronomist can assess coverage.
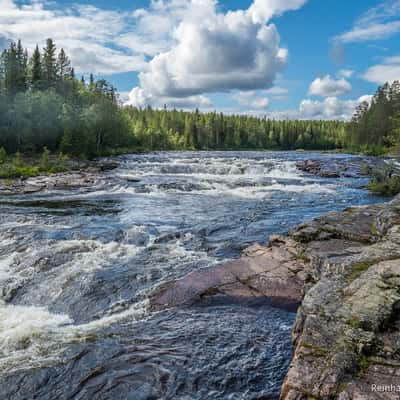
[1,0,400,119]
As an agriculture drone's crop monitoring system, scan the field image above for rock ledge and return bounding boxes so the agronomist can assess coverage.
[150,194,400,399]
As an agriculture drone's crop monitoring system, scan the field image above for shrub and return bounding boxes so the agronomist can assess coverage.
[366,162,400,196]
[40,147,51,171]
[0,147,7,163]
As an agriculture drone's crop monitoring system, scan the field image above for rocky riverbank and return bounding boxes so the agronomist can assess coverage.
[150,193,400,399]
[0,160,118,195]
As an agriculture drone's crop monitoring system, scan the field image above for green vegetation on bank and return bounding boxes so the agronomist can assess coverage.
[0,147,68,179]
[348,81,400,155]
[364,163,400,196]
[0,39,131,160]
[0,38,400,186]
[0,38,351,160]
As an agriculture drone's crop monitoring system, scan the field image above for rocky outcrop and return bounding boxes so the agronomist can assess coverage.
[150,239,308,312]
[150,194,400,399]
[296,158,383,179]
[0,160,117,195]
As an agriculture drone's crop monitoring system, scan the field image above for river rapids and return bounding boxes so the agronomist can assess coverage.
[0,151,382,400]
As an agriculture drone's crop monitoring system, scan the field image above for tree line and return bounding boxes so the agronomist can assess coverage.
[0,39,130,158]
[124,107,347,151]
[0,38,399,159]
[348,81,400,155]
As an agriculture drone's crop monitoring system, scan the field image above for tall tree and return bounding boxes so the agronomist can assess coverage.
[30,45,42,86]
[42,38,57,88]
[57,48,71,82]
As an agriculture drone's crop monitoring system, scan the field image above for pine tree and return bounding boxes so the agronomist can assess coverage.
[89,73,95,91]
[3,42,18,95]
[57,48,71,82]
[42,38,57,87]
[31,45,42,86]
[15,40,28,92]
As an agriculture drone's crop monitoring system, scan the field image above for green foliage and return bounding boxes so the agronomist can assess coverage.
[0,38,399,168]
[0,147,7,163]
[368,175,400,196]
[0,39,127,158]
[347,261,376,283]
[122,107,347,151]
[365,163,400,196]
[40,147,50,170]
[0,152,68,179]
[347,81,400,153]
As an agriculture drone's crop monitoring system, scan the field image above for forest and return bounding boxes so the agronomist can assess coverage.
[348,81,400,155]
[0,39,399,161]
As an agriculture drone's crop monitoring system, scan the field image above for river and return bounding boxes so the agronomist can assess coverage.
[0,151,383,399]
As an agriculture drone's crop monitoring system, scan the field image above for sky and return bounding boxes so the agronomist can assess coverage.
[1,0,400,120]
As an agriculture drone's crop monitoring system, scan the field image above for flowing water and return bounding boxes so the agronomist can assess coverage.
[0,151,382,400]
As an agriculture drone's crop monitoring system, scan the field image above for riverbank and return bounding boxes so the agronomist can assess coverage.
[0,158,119,195]
[150,192,400,399]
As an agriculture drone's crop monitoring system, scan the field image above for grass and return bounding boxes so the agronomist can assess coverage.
[301,342,329,358]
[346,260,376,283]
[0,148,69,180]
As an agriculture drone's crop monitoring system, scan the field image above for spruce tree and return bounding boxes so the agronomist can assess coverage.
[31,45,42,86]
[57,48,71,82]
[42,38,57,88]
[15,40,28,92]
[3,42,19,96]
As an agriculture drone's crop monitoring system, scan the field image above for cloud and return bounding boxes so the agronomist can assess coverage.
[248,0,308,23]
[125,87,213,109]
[335,0,400,43]
[308,75,352,97]
[362,56,400,83]
[299,95,372,120]
[127,0,308,107]
[257,95,372,121]
[338,69,354,78]
[264,86,289,99]
[0,0,147,74]
[233,91,270,109]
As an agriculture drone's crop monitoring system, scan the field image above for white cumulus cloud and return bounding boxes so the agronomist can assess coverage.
[0,0,147,74]
[248,0,308,23]
[233,91,270,109]
[299,95,372,120]
[308,75,352,97]
[127,0,308,108]
[362,56,400,84]
[126,87,213,110]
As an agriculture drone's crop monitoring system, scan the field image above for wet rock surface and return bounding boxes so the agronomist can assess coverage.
[151,193,400,399]
[0,160,115,195]
[0,152,389,399]
[296,157,384,179]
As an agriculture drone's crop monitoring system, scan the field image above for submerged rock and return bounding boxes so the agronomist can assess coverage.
[150,193,400,399]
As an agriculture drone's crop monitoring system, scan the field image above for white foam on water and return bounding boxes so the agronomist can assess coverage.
[0,253,17,281]
[264,161,304,180]
[268,183,337,194]
[0,301,72,356]
[0,299,151,373]
[68,299,149,334]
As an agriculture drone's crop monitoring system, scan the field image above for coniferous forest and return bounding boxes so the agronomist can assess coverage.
[0,39,399,160]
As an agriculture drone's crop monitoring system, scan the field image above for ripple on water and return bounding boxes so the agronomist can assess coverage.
[0,151,383,399]
[0,303,295,400]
